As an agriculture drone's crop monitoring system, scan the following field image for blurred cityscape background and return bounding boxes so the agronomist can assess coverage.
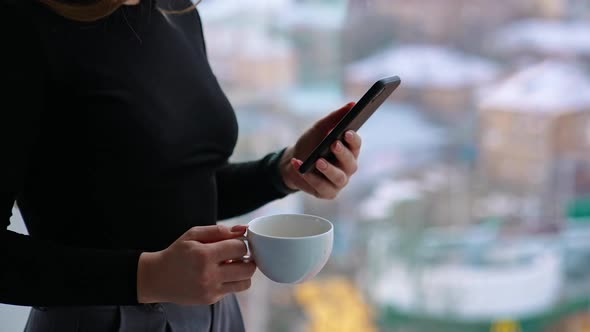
[2,0,590,331]
[201,0,590,331]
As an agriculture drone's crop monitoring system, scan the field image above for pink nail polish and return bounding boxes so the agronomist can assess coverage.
[291,159,303,168]
[345,131,354,141]
[317,159,328,170]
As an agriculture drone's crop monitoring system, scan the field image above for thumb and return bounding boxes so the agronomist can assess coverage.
[181,224,246,243]
[313,102,355,133]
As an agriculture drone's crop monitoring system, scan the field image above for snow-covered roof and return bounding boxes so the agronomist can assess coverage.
[479,61,590,112]
[346,45,501,89]
[494,19,590,56]
[288,87,446,152]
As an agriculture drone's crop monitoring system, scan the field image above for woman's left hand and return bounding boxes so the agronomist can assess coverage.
[279,102,362,199]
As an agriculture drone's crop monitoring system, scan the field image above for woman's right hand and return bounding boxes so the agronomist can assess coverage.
[137,224,255,305]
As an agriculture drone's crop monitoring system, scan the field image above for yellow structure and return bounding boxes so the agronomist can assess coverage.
[491,320,522,332]
[294,277,377,332]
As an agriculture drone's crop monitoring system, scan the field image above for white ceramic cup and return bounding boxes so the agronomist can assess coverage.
[245,214,334,284]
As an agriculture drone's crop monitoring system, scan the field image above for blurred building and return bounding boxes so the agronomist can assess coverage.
[365,0,533,46]
[368,226,562,321]
[197,2,590,332]
[209,27,297,100]
[531,0,590,19]
[345,45,501,118]
[478,61,590,222]
[533,0,570,18]
[275,0,348,85]
[341,0,399,66]
[358,163,476,228]
[491,19,590,63]
[199,3,297,104]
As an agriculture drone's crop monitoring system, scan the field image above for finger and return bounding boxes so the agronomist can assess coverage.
[343,130,362,159]
[299,161,340,199]
[315,158,349,189]
[223,226,248,263]
[330,140,358,175]
[290,159,322,196]
[313,102,355,133]
[219,261,257,283]
[230,225,248,234]
[182,224,245,243]
[221,279,252,294]
[209,238,248,262]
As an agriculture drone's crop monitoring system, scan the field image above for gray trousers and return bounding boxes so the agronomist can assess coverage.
[24,295,245,332]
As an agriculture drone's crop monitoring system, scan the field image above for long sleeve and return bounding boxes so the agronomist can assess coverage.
[216,149,295,220]
[0,2,141,306]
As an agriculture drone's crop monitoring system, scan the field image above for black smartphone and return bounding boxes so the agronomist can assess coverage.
[298,76,401,174]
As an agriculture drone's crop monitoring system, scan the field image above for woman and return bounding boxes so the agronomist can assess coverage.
[0,0,363,331]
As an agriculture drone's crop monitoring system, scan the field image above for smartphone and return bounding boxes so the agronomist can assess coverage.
[298,76,401,174]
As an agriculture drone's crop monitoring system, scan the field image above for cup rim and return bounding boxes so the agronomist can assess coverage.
[247,213,333,240]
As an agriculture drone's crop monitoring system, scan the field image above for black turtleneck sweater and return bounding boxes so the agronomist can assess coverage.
[0,0,289,306]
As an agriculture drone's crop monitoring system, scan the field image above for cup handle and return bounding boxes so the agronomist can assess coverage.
[239,236,252,263]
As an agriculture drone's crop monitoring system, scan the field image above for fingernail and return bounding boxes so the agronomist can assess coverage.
[231,225,247,232]
[345,131,354,141]
[317,159,328,170]
[333,141,343,152]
